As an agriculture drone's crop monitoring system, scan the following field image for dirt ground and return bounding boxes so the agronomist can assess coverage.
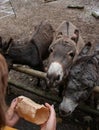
[0,0,99,130]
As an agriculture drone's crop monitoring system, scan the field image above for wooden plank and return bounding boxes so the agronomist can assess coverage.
[12,65,46,79]
[8,79,61,102]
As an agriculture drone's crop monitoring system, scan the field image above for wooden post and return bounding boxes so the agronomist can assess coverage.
[12,65,46,79]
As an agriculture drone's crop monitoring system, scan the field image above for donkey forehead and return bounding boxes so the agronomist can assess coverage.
[51,39,76,51]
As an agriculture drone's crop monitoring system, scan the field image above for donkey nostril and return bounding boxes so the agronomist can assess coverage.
[59,109,71,117]
[60,110,66,115]
[56,75,60,81]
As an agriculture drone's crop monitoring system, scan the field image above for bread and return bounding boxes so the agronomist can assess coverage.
[15,96,50,125]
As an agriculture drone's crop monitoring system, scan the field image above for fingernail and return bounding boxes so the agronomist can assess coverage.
[13,99,16,102]
[52,104,54,108]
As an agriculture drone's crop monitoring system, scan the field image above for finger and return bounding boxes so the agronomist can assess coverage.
[45,103,51,108]
[50,105,56,117]
[45,103,56,115]
[10,98,18,109]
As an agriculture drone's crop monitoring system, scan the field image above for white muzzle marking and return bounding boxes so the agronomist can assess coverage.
[60,97,78,113]
[48,62,63,81]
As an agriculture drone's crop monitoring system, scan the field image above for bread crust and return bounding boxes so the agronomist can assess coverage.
[15,96,50,125]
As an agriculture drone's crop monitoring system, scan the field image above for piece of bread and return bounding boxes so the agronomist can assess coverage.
[15,96,50,125]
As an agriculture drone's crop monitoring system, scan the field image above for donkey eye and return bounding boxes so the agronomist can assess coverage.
[49,47,53,53]
[68,51,75,58]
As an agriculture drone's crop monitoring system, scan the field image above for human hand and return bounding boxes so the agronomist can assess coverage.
[41,103,56,130]
[5,98,20,127]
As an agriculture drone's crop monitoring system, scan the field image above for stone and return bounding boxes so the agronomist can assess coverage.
[92,10,99,19]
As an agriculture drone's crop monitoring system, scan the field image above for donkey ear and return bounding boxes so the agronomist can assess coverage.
[0,36,2,42]
[0,36,3,48]
[3,38,14,52]
[71,29,79,44]
[78,42,93,58]
[8,37,14,44]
